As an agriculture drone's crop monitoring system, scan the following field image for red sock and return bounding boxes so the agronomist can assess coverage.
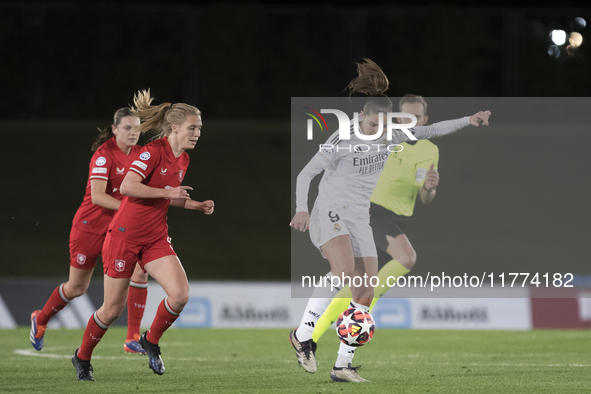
[126,281,148,341]
[77,311,110,361]
[37,283,71,326]
[146,298,180,344]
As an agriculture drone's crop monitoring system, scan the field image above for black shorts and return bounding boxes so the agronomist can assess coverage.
[370,203,411,254]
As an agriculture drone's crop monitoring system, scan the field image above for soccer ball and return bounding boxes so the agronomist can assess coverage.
[336,308,375,347]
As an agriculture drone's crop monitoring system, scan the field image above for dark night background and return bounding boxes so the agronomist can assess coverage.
[1,2,590,280]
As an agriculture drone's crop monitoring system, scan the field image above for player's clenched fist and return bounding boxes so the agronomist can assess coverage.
[198,200,215,215]
[290,211,310,232]
[424,163,439,192]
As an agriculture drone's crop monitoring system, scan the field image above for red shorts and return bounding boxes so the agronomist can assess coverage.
[102,231,177,278]
[69,227,106,270]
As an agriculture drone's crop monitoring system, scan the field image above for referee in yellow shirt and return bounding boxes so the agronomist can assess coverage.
[313,95,438,341]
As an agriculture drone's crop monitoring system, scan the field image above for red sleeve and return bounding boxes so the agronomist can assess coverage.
[129,143,160,180]
[88,149,111,181]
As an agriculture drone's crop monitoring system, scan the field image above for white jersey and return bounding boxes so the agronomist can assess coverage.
[295,116,470,216]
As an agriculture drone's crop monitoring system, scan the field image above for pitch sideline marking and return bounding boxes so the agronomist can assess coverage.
[14,348,590,367]
[370,360,591,367]
[15,347,207,362]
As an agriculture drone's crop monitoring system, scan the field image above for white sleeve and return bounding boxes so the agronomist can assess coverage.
[295,153,328,213]
[295,130,342,213]
[390,116,471,144]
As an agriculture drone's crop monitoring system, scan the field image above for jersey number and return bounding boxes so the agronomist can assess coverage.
[328,211,340,223]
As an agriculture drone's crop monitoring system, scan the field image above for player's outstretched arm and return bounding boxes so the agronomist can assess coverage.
[171,199,215,214]
[400,110,492,143]
[120,171,193,200]
[469,110,491,127]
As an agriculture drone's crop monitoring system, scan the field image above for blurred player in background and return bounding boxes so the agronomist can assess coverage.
[71,90,214,381]
[312,95,440,341]
[290,58,490,382]
[30,108,149,355]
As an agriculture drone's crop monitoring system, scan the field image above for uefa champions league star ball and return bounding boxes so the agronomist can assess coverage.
[336,308,375,347]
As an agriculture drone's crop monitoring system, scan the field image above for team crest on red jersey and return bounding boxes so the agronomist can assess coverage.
[114,259,126,272]
[179,170,184,181]
[77,254,86,265]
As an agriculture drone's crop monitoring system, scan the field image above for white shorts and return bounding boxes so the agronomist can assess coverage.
[309,205,377,259]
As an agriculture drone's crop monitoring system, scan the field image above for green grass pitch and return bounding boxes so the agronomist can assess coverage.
[2,328,591,393]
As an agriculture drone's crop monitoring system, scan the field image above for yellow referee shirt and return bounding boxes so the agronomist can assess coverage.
[370,140,439,217]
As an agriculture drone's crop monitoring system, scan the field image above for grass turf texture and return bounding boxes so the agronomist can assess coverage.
[2,328,591,393]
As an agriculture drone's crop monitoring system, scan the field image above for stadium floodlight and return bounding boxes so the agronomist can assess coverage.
[574,17,586,30]
[569,32,583,47]
[551,30,567,46]
[548,45,561,59]
[570,17,586,32]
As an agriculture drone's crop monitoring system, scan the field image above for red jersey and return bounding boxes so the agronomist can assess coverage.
[72,137,141,235]
[108,137,190,245]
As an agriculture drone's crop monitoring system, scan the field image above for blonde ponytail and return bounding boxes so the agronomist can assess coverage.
[132,89,201,139]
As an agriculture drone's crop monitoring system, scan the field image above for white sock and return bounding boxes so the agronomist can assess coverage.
[350,300,369,312]
[296,272,340,342]
[333,300,367,367]
[335,342,356,368]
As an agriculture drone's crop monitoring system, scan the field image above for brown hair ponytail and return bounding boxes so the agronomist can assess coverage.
[345,58,393,114]
[92,107,135,151]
